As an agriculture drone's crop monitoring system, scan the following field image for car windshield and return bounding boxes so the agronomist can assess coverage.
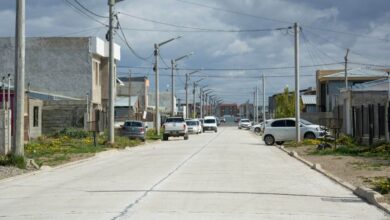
[166,117,184,123]
[241,119,250,123]
[186,121,197,126]
[124,121,143,127]
[300,119,313,125]
[204,119,216,123]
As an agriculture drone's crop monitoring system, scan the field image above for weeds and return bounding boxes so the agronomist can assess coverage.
[0,155,26,169]
[365,177,390,194]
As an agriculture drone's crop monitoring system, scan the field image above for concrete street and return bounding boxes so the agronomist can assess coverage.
[0,127,388,220]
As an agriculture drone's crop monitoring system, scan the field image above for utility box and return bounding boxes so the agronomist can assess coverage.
[0,110,12,155]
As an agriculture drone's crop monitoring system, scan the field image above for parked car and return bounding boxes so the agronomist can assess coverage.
[238,118,251,129]
[250,122,264,133]
[185,119,202,134]
[220,117,226,123]
[262,118,327,145]
[121,120,146,141]
[198,118,204,130]
[203,116,218,132]
[162,117,189,141]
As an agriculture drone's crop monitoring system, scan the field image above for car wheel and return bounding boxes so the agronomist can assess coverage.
[184,134,189,140]
[254,127,260,133]
[304,132,316,139]
[203,129,205,133]
[238,127,242,129]
[275,141,284,145]
[214,129,217,133]
[264,135,275,146]
[163,134,169,141]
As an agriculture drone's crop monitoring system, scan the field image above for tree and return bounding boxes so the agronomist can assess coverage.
[275,87,302,118]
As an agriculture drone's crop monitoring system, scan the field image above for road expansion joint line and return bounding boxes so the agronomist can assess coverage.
[111,128,225,220]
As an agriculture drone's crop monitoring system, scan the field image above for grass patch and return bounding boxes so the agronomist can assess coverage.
[24,127,149,167]
[365,177,390,194]
[348,161,383,171]
[146,128,163,140]
[0,155,26,169]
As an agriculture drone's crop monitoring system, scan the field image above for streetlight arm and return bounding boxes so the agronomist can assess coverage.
[174,52,194,62]
[158,36,182,47]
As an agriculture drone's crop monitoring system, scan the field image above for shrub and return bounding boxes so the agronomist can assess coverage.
[336,134,357,148]
[370,177,390,194]
[0,155,26,169]
[53,128,89,139]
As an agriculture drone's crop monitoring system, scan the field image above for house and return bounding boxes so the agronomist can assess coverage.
[148,92,177,114]
[337,78,389,145]
[0,37,121,134]
[114,96,139,123]
[117,76,149,115]
[316,69,388,112]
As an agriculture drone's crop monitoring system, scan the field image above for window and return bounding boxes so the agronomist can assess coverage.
[33,106,39,127]
[286,120,295,127]
[271,120,285,127]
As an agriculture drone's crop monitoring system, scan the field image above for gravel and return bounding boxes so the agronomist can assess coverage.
[0,166,28,180]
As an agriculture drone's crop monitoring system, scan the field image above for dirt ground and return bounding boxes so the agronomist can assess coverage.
[285,145,390,205]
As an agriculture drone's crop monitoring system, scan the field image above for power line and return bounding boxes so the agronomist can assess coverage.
[118,12,290,33]
[118,62,343,71]
[63,0,107,27]
[176,0,390,42]
[116,20,154,63]
[73,0,108,18]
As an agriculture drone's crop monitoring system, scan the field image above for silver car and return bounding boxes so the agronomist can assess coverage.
[121,120,146,141]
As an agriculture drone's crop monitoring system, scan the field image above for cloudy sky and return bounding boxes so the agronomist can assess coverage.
[1,0,390,104]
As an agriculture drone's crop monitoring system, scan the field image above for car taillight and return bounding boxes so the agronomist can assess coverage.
[140,128,144,132]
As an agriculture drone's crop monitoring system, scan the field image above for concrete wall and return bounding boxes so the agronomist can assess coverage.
[0,37,92,100]
[42,100,87,135]
[117,77,148,111]
[0,110,11,155]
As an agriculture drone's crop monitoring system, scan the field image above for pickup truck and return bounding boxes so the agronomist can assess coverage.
[162,117,189,141]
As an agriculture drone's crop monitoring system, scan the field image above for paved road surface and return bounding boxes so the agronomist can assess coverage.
[0,127,388,219]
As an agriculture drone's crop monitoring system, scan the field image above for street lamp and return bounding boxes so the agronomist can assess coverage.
[185,70,200,118]
[171,52,194,116]
[153,36,181,135]
[191,79,204,118]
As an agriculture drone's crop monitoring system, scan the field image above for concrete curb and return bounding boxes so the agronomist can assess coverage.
[276,145,390,215]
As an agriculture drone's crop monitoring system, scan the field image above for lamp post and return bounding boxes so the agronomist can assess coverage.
[171,52,194,116]
[185,71,200,118]
[153,36,181,135]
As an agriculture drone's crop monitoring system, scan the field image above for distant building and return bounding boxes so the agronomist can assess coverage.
[219,103,239,117]
[117,76,149,114]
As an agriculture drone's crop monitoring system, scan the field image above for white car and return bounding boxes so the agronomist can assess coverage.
[263,118,327,145]
[203,116,218,132]
[250,122,264,133]
[185,119,202,134]
[238,118,251,129]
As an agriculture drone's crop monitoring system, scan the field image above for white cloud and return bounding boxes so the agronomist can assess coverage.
[213,39,253,56]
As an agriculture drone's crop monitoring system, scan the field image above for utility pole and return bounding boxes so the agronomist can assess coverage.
[185,74,189,118]
[294,22,301,143]
[128,70,132,119]
[13,0,25,156]
[386,72,390,142]
[154,44,160,135]
[344,48,352,135]
[253,90,256,122]
[200,88,203,118]
[344,49,350,89]
[1,77,5,110]
[108,0,116,144]
[7,74,11,110]
[193,82,196,118]
[262,74,266,122]
[171,60,176,116]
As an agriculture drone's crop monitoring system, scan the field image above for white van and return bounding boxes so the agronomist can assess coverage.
[203,116,218,132]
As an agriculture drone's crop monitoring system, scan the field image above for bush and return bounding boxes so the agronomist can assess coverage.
[370,177,390,194]
[53,128,89,139]
[0,155,26,169]
[336,134,357,148]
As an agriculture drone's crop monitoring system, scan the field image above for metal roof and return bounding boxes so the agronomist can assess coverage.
[115,96,138,107]
[352,78,390,91]
[301,95,316,105]
[322,69,387,79]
